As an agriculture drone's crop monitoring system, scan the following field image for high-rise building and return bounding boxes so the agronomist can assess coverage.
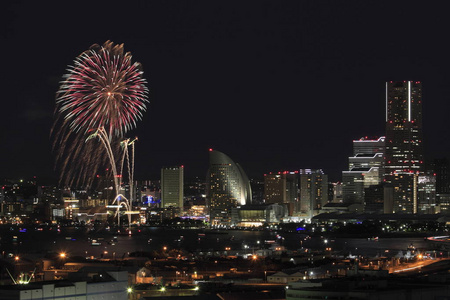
[206,149,252,226]
[161,166,184,209]
[364,185,384,213]
[385,81,424,213]
[417,172,436,213]
[264,171,299,215]
[434,158,450,194]
[298,169,328,218]
[329,182,343,203]
[342,137,385,206]
[250,178,265,205]
[433,158,450,213]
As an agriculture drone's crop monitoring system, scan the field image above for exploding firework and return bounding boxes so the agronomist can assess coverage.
[52,41,149,187]
[56,40,149,137]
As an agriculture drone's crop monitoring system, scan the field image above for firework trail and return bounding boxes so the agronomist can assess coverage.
[52,41,149,188]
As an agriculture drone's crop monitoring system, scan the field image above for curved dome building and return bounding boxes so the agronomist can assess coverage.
[206,149,252,226]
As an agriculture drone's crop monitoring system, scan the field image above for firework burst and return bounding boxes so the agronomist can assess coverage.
[56,40,149,137]
[52,41,149,187]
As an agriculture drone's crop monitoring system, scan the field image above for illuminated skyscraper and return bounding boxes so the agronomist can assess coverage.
[298,169,328,218]
[161,166,184,209]
[206,149,252,226]
[264,171,299,215]
[385,81,424,213]
[342,137,385,206]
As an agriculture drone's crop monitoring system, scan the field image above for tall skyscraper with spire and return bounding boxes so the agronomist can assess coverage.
[385,81,424,213]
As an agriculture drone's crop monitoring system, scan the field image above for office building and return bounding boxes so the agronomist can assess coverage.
[330,182,343,203]
[433,158,450,213]
[299,169,328,219]
[417,172,436,213]
[264,171,299,215]
[364,184,384,213]
[342,137,385,206]
[250,178,265,205]
[161,166,184,209]
[206,149,252,226]
[385,81,424,213]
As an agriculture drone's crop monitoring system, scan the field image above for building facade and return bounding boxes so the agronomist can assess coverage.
[385,81,424,213]
[434,158,450,213]
[206,149,252,226]
[299,169,328,219]
[161,166,184,209]
[231,203,287,226]
[342,137,385,207]
[264,171,299,215]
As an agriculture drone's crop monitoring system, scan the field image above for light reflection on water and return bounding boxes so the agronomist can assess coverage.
[3,226,436,258]
[47,228,430,257]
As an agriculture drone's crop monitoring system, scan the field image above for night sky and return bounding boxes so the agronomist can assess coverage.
[2,1,450,184]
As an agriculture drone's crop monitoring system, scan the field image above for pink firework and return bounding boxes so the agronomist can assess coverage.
[52,41,149,187]
[56,40,149,137]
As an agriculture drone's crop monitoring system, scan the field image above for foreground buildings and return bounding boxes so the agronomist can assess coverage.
[0,270,128,300]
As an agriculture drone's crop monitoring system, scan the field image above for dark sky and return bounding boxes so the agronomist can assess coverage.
[2,1,450,184]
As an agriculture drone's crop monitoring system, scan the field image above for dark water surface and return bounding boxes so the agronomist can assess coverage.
[0,226,434,259]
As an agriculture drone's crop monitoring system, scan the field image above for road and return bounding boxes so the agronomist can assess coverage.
[390,258,450,274]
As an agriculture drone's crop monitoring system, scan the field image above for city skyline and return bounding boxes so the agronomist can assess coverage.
[2,1,450,184]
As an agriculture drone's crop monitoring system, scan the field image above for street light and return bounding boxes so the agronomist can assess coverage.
[127,287,134,300]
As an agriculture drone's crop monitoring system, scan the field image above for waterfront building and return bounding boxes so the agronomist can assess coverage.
[264,171,299,215]
[206,149,252,226]
[329,182,343,203]
[364,184,384,213]
[230,203,287,226]
[250,178,265,205]
[63,197,79,220]
[434,158,450,213]
[138,180,161,208]
[319,202,363,214]
[299,169,328,219]
[385,81,424,213]
[161,166,184,209]
[417,172,437,213]
[342,137,385,207]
